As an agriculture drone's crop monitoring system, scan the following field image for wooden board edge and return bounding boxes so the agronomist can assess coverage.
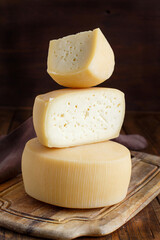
[131,151,160,167]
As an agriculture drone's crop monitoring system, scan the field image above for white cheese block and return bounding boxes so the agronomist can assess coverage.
[22,138,131,209]
[33,88,125,148]
[47,28,115,88]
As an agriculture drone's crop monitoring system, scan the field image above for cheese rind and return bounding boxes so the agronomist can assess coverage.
[22,139,131,209]
[47,28,115,88]
[33,88,125,148]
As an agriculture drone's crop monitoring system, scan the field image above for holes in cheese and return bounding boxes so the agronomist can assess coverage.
[33,88,125,148]
[22,138,131,209]
[47,28,115,88]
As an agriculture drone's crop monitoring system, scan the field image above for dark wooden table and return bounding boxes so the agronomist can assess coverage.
[0,107,160,240]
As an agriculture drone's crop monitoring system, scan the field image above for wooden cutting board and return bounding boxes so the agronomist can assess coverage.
[0,151,160,240]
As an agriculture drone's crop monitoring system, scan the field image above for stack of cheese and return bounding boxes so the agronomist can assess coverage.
[22,28,131,209]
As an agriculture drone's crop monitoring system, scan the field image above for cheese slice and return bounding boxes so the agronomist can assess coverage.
[22,138,131,209]
[47,28,115,88]
[33,88,125,148]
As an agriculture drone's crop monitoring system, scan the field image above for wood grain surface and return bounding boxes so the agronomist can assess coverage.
[0,0,160,110]
[0,108,160,239]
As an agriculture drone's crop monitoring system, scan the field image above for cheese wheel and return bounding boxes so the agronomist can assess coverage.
[47,28,115,88]
[33,88,125,148]
[22,138,131,209]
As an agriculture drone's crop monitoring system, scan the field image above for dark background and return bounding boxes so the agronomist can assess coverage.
[0,0,160,110]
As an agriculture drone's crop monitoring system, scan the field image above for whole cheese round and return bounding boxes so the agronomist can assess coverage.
[22,138,131,209]
[47,28,115,88]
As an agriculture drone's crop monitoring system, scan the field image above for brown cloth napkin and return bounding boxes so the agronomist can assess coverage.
[0,117,148,184]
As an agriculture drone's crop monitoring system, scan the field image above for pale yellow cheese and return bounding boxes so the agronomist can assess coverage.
[22,138,131,209]
[33,88,125,148]
[47,28,115,88]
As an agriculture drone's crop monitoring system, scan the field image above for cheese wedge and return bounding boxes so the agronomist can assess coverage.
[47,28,115,88]
[33,88,125,148]
[22,138,131,209]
